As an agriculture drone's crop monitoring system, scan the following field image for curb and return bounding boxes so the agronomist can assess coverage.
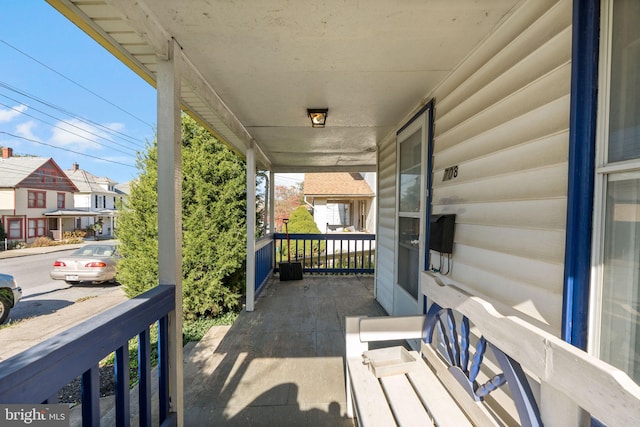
[0,240,117,260]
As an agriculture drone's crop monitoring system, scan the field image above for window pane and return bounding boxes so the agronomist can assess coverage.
[600,175,640,382]
[399,129,422,212]
[608,0,640,162]
[9,220,20,238]
[398,217,420,298]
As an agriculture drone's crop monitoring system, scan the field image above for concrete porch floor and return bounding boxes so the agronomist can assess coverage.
[182,274,386,426]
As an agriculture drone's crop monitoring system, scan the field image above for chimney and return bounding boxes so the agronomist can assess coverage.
[2,147,13,158]
[72,162,79,171]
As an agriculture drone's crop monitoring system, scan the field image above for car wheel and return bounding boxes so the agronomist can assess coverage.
[0,292,11,324]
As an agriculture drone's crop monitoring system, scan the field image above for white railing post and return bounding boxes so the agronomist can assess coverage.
[246,141,256,311]
[157,37,184,426]
[269,170,275,234]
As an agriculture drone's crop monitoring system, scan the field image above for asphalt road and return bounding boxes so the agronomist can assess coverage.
[0,249,121,322]
[0,244,128,360]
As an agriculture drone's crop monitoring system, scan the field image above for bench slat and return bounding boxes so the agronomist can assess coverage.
[359,316,425,342]
[406,351,474,427]
[347,357,397,427]
[379,374,433,427]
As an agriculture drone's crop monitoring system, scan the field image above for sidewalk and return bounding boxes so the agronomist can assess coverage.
[0,285,127,362]
[0,238,117,260]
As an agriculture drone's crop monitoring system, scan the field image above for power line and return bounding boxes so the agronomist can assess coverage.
[0,81,147,148]
[0,131,136,168]
[0,100,137,156]
[0,38,155,130]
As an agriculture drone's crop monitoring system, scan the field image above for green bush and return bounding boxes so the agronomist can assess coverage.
[282,206,325,259]
[116,115,246,320]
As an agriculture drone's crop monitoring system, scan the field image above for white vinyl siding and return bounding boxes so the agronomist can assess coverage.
[375,136,396,314]
[373,0,571,328]
[428,0,571,332]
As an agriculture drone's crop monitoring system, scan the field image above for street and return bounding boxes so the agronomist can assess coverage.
[0,249,121,322]
[0,244,128,361]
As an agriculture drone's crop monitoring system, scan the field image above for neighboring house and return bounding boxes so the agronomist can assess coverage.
[0,147,79,243]
[114,181,131,198]
[304,172,376,233]
[63,163,125,237]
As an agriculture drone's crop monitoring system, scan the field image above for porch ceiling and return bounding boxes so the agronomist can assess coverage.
[48,0,521,172]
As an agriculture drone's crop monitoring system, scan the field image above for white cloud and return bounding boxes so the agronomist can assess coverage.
[0,104,28,123]
[49,118,123,152]
[103,122,125,132]
[15,120,38,140]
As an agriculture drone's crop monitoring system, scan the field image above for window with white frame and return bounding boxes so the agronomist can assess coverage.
[593,0,640,384]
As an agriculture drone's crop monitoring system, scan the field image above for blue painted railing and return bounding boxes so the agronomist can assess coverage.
[274,233,375,274]
[0,285,177,427]
[255,234,274,292]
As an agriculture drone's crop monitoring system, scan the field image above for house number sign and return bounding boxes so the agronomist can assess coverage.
[443,165,458,181]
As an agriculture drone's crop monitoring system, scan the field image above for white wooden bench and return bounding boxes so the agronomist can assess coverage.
[345,272,640,427]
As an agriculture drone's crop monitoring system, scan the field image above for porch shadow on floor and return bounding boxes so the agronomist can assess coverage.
[183,274,386,426]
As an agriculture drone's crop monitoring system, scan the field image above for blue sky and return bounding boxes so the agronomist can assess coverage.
[0,1,157,184]
[0,2,305,188]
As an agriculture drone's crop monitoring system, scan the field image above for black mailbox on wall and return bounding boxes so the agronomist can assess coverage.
[429,214,455,254]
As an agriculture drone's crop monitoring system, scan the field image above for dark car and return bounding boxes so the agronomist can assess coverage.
[0,273,22,324]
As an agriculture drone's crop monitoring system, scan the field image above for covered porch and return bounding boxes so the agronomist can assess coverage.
[182,275,379,426]
[43,209,106,241]
[3,0,640,425]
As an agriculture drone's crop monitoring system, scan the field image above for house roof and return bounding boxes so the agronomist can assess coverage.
[64,167,118,194]
[0,156,50,187]
[0,156,78,191]
[43,208,99,217]
[304,173,374,197]
[115,181,131,195]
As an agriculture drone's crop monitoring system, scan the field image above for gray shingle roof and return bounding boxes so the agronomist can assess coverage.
[64,168,118,194]
[0,156,50,187]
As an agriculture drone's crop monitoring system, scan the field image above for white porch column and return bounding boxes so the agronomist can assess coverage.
[157,38,184,425]
[269,170,275,234]
[246,141,256,311]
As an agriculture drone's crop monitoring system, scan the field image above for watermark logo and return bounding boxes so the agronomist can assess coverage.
[1,405,69,426]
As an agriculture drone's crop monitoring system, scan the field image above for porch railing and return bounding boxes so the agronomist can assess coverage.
[255,233,274,292]
[0,285,176,427]
[274,233,375,274]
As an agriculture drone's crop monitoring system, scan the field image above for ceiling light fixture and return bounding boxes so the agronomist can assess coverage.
[307,108,328,128]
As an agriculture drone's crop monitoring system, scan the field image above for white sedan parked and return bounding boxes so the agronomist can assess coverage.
[50,244,119,284]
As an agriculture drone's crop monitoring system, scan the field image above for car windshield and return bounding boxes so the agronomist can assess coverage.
[72,245,115,257]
